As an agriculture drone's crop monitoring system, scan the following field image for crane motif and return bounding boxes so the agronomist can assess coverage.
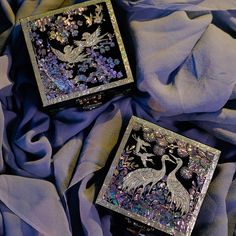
[122,155,174,194]
[167,154,190,215]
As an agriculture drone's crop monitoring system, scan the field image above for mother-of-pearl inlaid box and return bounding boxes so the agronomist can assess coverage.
[96,116,221,236]
[21,0,133,112]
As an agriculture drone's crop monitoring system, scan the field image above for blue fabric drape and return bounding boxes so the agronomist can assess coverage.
[0,0,235,235]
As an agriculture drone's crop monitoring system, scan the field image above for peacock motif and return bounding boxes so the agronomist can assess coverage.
[167,154,190,215]
[122,155,175,194]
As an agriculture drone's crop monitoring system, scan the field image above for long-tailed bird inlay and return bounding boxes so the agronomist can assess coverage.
[51,26,109,65]
[75,26,108,48]
[51,44,88,64]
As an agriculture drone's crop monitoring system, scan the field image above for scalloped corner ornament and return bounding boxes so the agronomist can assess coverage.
[21,0,133,111]
[96,116,221,236]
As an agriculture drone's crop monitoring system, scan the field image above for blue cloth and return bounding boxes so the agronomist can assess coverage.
[0,0,236,235]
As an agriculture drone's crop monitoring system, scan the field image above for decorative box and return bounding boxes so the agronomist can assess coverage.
[96,116,221,236]
[21,0,133,111]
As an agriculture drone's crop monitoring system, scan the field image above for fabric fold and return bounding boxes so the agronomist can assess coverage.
[0,0,236,235]
[0,175,72,236]
[119,0,236,11]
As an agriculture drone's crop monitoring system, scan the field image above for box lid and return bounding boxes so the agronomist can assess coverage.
[21,0,133,108]
[96,116,221,236]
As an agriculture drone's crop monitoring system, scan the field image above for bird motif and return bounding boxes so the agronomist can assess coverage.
[167,154,190,215]
[51,44,88,64]
[132,134,151,153]
[95,4,103,14]
[84,13,93,27]
[136,152,155,167]
[122,155,175,195]
[94,12,103,24]
[74,26,108,49]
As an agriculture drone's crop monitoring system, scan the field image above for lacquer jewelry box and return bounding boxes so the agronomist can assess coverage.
[21,0,133,111]
[96,116,221,236]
